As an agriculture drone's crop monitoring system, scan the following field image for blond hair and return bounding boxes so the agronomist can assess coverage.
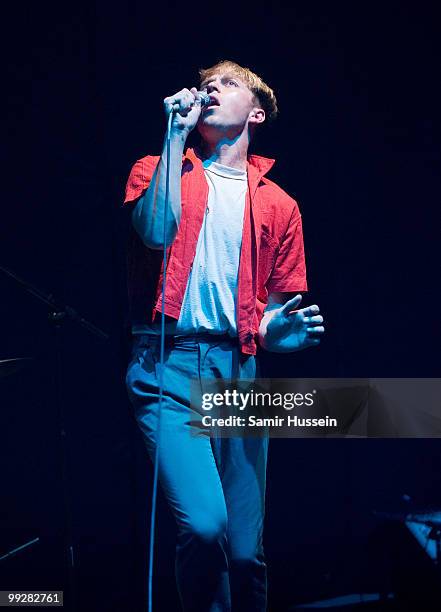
[199,60,278,123]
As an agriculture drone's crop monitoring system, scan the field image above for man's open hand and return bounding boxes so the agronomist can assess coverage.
[259,294,325,353]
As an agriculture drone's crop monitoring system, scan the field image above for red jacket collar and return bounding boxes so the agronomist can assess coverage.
[185,147,275,185]
[247,153,275,177]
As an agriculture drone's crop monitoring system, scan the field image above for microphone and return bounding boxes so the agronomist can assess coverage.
[171,91,212,113]
[198,91,211,107]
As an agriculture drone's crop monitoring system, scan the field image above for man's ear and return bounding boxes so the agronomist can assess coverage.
[249,107,266,125]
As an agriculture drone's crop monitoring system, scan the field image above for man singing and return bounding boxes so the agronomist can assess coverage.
[124,60,325,611]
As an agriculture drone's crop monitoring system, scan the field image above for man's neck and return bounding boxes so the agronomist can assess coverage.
[199,138,249,171]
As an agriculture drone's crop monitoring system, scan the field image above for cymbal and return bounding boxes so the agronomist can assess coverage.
[0,358,33,377]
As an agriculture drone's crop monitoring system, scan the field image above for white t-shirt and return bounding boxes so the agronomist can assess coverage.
[176,160,247,336]
[132,160,247,336]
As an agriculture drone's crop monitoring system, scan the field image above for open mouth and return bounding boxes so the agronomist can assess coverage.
[202,104,219,114]
[204,97,220,109]
[202,105,219,115]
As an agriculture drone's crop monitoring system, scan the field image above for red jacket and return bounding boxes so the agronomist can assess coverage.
[124,147,308,355]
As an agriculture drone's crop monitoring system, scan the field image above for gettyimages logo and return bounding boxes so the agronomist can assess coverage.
[191,378,441,439]
[201,388,316,411]
[192,378,343,437]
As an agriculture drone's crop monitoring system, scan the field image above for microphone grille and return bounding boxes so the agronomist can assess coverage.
[199,91,211,107]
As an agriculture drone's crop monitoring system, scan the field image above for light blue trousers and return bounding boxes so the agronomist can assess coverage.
[126,334,269,612]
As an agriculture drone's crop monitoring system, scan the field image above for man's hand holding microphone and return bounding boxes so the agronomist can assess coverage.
[163,87,209,138]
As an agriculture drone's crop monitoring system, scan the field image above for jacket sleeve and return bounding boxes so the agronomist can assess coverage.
[123,155,160,205]
[266,206,308,294]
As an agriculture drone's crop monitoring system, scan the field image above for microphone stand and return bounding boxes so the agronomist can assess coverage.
[1,263,109,612]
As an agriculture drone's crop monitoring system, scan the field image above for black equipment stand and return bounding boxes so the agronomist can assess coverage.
[1,264,109,611]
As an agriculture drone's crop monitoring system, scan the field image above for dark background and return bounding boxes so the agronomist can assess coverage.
[1,1,440,610]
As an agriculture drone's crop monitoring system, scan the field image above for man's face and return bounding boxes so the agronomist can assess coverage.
[197,72,262,140]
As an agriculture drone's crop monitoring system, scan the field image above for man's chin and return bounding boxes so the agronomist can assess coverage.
[197,121,223,139]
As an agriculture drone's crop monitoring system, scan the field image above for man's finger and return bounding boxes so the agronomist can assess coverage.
[303,314,323,325]
[163,96,177,114]
[281,294,302,315]
[300,304,320,317]
[190,86,202,105]
[306,326,325,334]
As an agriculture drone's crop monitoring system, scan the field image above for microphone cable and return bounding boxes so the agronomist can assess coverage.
[147,91,209,611]
[147,108,174,612]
